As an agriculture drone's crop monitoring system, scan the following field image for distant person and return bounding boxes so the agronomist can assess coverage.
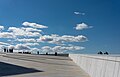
[98,51,103,55]
[7,49,9,53]
[4,48,6,52]
[104,52,109,55]
[9,48,13,53]
[99,51,103,54]
[46,52,48,55]
[55,52,57,56]
[37,51,39,55]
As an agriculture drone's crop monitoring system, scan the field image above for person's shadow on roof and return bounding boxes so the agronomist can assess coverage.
[0,62,43,76]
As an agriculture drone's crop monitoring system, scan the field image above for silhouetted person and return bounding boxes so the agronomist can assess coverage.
[37,51,39,55]
[55,52,57,56]
[9,48,13,53]
[18,52,22,54]
[100,51,103,54]
[7,49,9,53]
[4,48,6,52]
[104,52,109,55]
[98,51,103,54]
[46,52,48,55]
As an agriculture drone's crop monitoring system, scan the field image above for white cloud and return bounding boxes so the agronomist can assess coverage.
[61,35,87,42]
[74,12,80,14]
[41,46,52,52]
[41,45,85,53]
[0,32,13,38]
[13,43,39,50]
[0,45,6,51]
[16,38,36,42]
[24,43,39,46]
[26,32,41,37]
[8,45,14,49]
[21,27,42,32]
[0,22,89,53]
[75,23,93,30]
[22,22,48,28]
[31,48,40,52]
[8,27,41,37]
[8,45,40,52]
[0,42,10,45]
[37,35,53,42]
[0,26,4,31]
[15,44,30,50]
[37,34,88,44]
[8,27,26,36]
[74,12,85,15]
[52,46,85,52]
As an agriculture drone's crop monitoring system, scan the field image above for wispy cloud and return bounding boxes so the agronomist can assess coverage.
[22,22,48,28]
[74,11,85,15]
[24,43,39,46]
[0,42,10,45]
[16,38,36,42]
[41,45,85,53]
[22,27,42,32]
[75,23,93,30]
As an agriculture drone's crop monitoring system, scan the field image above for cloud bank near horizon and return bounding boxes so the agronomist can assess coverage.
[0,21,92,53]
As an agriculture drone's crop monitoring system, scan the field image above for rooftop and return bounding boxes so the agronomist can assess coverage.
[0,53,89,77]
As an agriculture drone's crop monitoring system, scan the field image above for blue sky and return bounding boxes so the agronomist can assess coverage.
[0,0,120,54]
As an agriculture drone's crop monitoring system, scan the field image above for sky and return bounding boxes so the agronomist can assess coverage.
[0,0,120,54]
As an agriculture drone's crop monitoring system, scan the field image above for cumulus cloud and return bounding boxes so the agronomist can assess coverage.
[75,23,93,30]
[15,44,30,50]
[0,32,13,38]
[0,26,4,31]
[9,27,24,33]
[8,27,41,37]
[37,34,87,44]
[41,45,85,53]
[22,22,48,28]
[74,12,85,15]
[16,38,36,42]
[8,27,27,36]
[0,22,89,53]
[13,43,38,50]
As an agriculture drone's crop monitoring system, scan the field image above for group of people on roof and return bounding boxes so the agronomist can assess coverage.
[97,51,109,55]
